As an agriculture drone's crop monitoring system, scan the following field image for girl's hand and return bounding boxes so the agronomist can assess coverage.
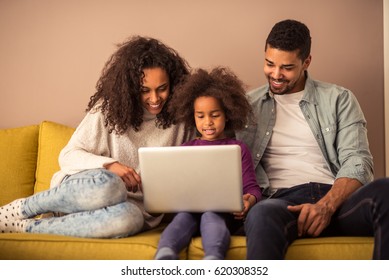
[105,162,142,193]
[233,193,256,220]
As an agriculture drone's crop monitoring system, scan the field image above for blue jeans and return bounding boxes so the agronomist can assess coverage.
[23,169,144,238]
[245,179,389,259]
[158,212,234,259]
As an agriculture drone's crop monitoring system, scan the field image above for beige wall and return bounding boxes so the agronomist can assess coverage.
[0,0,385,178]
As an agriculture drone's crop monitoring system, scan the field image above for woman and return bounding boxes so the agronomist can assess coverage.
[0,36,192,238]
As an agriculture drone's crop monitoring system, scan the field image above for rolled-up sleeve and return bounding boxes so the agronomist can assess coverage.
[332,90,374,184]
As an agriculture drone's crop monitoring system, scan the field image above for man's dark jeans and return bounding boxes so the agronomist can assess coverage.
[245,178,389,259]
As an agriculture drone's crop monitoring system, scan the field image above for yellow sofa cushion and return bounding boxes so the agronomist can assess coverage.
[285,236,373,260]
[34,121,75,194]
[188,235,373,260]
[0,227,163,259]
[188,236,247,260]
[0,125,39,205]
[0,225,189,260]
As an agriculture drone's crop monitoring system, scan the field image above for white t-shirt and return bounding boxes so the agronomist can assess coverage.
[262,90,334,190]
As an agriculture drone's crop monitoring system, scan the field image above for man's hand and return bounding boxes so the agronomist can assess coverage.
[105,162,142,193]
[287,202,334,237]
[288,178,363,237]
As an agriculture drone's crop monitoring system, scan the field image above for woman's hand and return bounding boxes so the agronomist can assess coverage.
[104,162,142,193]
[233,193,256,220]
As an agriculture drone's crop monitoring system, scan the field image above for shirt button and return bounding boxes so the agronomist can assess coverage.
[266,131,270,135]
[256,154,260,158]
[325,127,330,132]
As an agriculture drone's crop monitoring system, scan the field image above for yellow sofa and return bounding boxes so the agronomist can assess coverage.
[0,121,374,260]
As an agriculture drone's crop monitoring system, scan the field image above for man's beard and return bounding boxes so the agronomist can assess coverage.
[268,78,294,95]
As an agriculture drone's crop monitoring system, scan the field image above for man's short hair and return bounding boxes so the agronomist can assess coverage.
[265,19,311,61]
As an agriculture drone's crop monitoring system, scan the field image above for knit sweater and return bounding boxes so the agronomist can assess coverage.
[50,108,191,230]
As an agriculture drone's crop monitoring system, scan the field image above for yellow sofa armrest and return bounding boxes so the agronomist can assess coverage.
[0,125,39,205]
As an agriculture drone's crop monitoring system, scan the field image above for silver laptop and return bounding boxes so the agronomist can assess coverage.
[138,145,243,213]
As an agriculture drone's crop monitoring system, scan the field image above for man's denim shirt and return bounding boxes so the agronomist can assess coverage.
[236,74,374,194]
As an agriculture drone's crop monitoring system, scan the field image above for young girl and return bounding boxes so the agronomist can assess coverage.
[155,67,262,260]
[0,36,192,238]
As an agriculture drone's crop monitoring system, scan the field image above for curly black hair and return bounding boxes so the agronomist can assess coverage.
[168,67,253,135]
[265,19,311,61]
[87,36,190,134]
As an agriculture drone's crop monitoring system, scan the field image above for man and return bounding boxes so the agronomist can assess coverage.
[236,19,389,259]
